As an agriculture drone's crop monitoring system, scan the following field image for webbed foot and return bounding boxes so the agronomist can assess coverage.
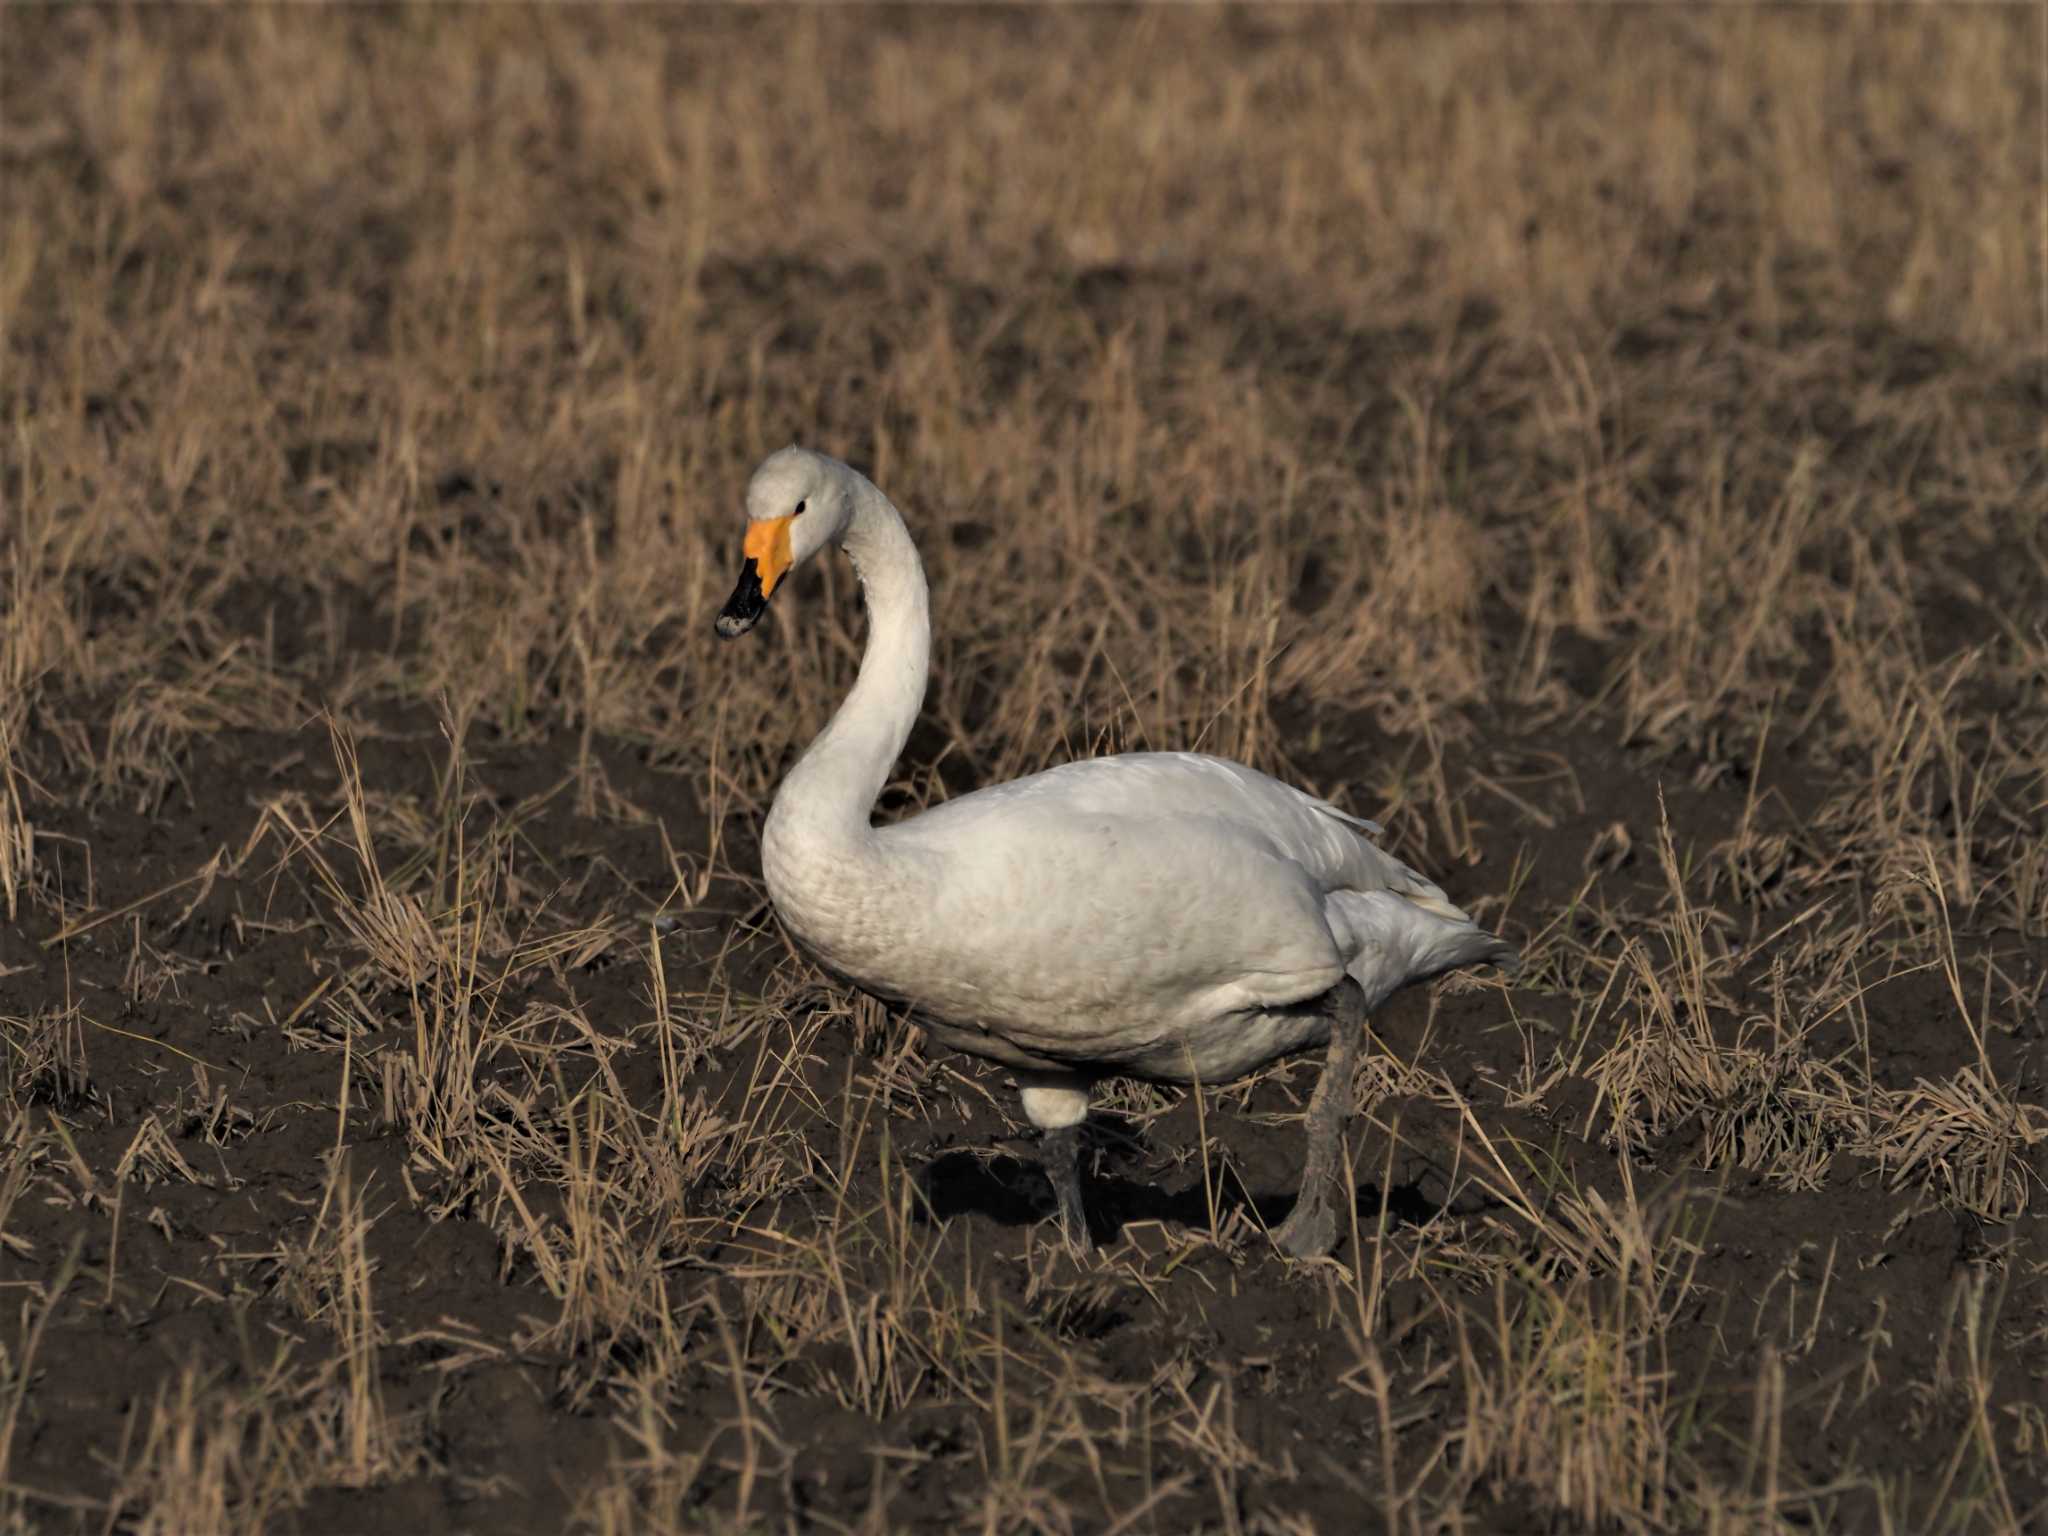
[1272,1188,1340,1259]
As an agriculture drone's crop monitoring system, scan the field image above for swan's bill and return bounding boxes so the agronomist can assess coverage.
[713,514,796,639]
[714,559,768,637]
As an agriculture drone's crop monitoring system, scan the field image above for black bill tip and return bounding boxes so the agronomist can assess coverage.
[714,557,768,638]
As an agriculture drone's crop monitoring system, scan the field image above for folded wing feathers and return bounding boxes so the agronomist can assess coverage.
[897,751,1516,975]
[1136,755,1518,978]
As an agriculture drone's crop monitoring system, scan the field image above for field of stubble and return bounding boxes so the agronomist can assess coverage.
[1,7,2045,1533]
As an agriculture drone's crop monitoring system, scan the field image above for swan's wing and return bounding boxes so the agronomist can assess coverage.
[897,751,1366,832]
[842,752,1518,1078]
[898,751,1437,905]
[891,751,1518,1003]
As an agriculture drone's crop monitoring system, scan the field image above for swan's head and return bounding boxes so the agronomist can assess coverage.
[714,446,851,638]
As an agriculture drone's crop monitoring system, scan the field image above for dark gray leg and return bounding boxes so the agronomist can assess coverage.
[1271,981,1365,1259]
[1041,1124,1094,1257]
[1018,1072,1095,1257]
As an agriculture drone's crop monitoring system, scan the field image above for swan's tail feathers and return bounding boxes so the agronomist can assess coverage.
[1383,874,1519,976]
[1326,888,1519,1009]
[1434,926,1521,980]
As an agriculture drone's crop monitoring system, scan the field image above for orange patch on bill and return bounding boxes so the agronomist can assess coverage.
[743,515,795,596]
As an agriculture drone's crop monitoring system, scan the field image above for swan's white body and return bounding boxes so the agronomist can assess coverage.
[727,448,1515,1120]
[773,748,1507,1083]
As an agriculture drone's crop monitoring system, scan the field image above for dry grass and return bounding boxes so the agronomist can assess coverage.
[1,6,2043,1534]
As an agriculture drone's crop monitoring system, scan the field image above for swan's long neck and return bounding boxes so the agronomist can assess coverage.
[763,471,930,885]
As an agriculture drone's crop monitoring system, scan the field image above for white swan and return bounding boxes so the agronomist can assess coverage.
[715,447,1516,1257]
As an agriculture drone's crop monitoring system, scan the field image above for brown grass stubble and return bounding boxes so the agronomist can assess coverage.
[0,6,2043,1533]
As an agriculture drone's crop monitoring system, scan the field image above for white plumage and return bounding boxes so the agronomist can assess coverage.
[716,446,1515,1256]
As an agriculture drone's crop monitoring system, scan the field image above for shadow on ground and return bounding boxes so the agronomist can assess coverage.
[918,1130,1470,1248]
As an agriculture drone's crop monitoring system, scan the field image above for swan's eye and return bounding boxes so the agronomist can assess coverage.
[793,499,807,517]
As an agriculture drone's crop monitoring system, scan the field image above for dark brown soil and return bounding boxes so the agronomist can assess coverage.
[5,669,2044,1533]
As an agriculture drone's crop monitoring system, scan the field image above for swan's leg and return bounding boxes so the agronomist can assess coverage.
[1272,980,1365,1260]
[1019,1072,1094,1256]
[1040,1124,1092,1256]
